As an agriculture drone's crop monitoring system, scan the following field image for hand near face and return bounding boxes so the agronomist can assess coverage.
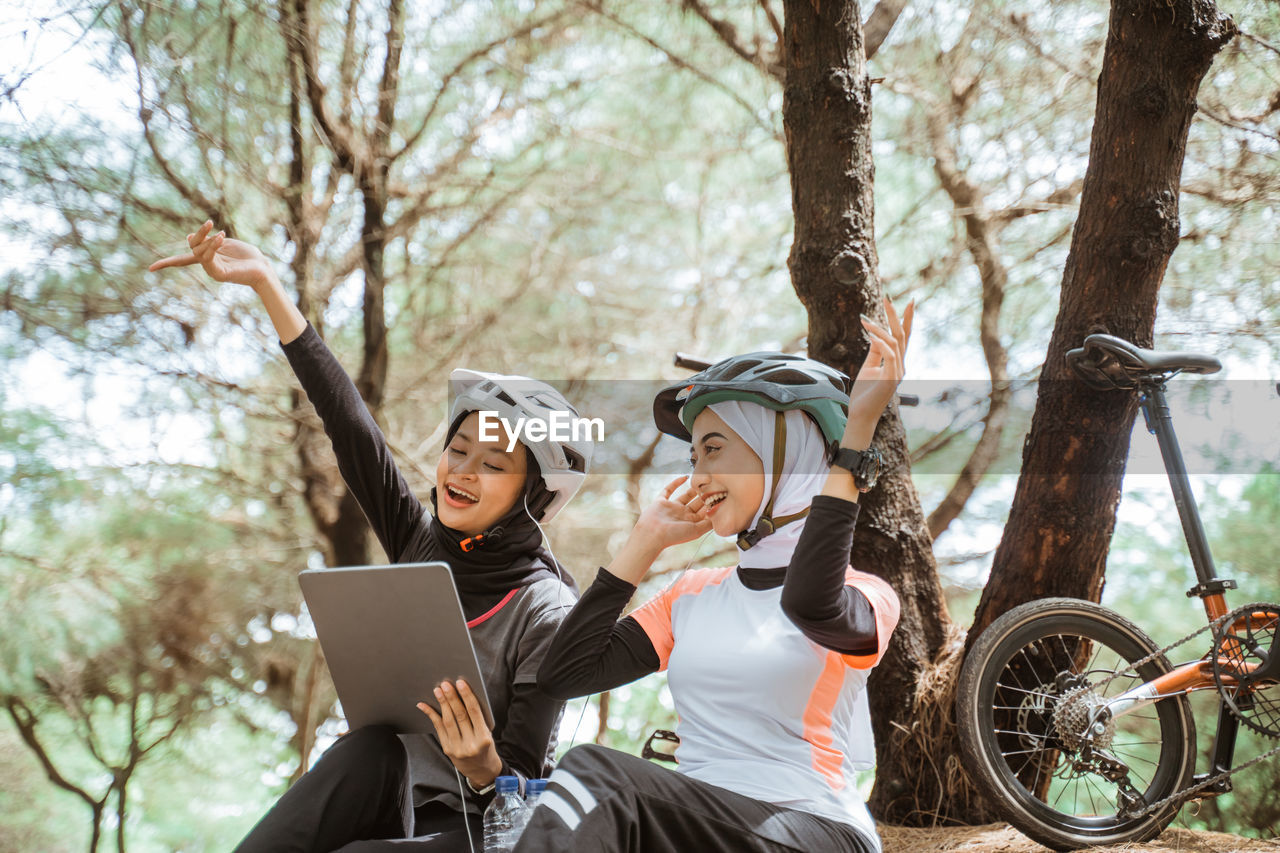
[632,475,715,553]
[417,679,503,788]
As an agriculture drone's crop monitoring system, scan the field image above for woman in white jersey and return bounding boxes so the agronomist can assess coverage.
[516,298,913,852]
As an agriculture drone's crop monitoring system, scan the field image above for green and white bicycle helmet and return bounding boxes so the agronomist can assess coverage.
[653,351,852,446]
[653,352,853,549]
[449,368,592,523]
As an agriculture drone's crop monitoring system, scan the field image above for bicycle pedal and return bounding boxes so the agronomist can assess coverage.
[1190,773,1232,797]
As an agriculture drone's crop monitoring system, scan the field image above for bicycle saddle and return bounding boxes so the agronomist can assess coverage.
[1066,333,1222,390]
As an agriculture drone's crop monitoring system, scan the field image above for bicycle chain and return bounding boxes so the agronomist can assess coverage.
[1131,741,1280,818]
[1089,608,1232,696]
[1069,607,1280,818]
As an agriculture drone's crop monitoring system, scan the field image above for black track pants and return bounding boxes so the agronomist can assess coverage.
[511,744,879,853]
[232,726,416,853]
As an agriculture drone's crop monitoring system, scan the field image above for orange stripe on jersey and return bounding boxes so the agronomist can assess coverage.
[803,650,849,790]
[840,567,901,670]
[628,566,735,671]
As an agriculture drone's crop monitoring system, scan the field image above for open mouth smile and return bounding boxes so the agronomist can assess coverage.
[702,491,728,514]
[444,483,480,506]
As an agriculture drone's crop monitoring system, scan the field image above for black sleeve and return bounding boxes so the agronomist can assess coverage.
[536,569,661,700]
[281,323,425,561]
[780,494,880,656]
[490,679,562,798]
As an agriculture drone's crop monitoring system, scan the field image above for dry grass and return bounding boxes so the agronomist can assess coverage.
[883,620,993,824]
[879,823,1280,852]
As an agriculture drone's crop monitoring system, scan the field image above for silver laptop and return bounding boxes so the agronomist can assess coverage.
[299,562,495,734]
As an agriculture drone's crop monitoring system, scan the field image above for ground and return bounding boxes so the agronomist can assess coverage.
[880,824,1280,852]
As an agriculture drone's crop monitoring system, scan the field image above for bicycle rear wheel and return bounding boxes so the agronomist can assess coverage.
[957,598,1195,850]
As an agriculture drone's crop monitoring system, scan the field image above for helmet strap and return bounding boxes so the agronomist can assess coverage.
[736,411,810,550]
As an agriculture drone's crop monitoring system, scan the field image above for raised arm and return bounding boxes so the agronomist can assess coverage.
[150,222,426,559]
[782,296,911,655]
[820,295,913,503]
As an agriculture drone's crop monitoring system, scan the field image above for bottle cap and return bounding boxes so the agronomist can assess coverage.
[526,778,548,795]
[495,775,519,794]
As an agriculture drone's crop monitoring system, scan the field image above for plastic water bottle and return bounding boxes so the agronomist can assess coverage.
[511,777,547,840]
[482,775,525,852]
[525,777,548,810]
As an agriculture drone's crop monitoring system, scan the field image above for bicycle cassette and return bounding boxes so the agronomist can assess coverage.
[1211,603,1280,739]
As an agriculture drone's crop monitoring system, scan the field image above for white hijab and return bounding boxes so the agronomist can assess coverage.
[705,401,831,569]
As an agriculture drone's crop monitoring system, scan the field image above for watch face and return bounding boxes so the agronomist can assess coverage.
[835,447,880,492]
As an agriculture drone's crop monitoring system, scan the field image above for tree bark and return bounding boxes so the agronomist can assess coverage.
[968,0,1237,642]
[779,0,952,822]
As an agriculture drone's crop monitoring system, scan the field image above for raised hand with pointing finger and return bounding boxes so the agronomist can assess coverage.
[149,220,274,290]
[149,221,305,343]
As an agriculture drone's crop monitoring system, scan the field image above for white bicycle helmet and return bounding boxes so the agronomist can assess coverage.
[448,368,592,523]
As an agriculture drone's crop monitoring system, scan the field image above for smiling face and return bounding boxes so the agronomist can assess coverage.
[434,411,530,536]
[688,408,766,538]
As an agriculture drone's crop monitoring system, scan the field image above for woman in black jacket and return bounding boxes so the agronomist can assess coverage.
[151,221,592,852]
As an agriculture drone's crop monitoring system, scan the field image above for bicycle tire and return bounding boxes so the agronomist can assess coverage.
[957,598,1196,850]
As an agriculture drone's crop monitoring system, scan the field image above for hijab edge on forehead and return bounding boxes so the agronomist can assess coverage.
[704,400,831,570]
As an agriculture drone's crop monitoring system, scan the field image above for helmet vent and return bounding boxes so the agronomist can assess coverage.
[718,360,762,380]
[563,447,587,472]
[767,368,818,385]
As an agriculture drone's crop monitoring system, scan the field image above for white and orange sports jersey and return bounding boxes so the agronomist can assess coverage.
[629,564,899,846]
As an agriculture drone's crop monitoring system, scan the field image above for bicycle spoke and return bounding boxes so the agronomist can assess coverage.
[1050,772,1078,810]
[1081,772,1113,816]
[992,682,1055,700]
[994,728,1048,739]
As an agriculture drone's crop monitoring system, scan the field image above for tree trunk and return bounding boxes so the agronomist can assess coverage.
[278,0,406,570]
[968,0,1236,642]
[779,0,954,823]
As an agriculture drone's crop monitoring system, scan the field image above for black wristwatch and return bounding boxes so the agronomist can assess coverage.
[832,446,882,493]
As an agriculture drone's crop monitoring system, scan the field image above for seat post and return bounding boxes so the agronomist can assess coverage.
[1138,381,1228,600]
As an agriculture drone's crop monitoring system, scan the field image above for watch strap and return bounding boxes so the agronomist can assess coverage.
[465,776,496,796]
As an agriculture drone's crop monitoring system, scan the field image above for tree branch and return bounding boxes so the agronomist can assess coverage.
[4,695,103,809]
[681,0,784,80]
[290,0,363,173]
[757,0,783,48]
[119,14,222,223]
[584,2,780,139]
[863,0,908,60]
[921,100,1012,541]
[391,10,570,162]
